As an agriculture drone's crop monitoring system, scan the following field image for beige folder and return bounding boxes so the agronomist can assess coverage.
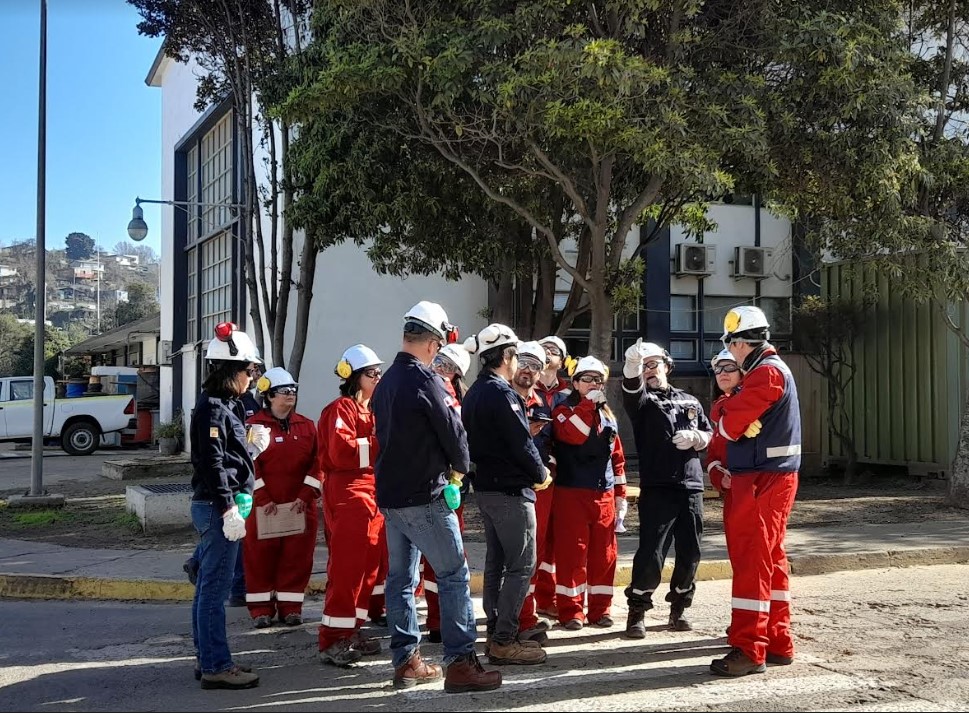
[255,502,307,539]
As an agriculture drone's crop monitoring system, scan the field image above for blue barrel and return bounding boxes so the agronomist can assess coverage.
[66,380,86,398]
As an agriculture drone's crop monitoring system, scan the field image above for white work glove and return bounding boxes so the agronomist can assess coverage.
[672,429,710,451]
[246,424,271,460]
[744,419,763,438]
[585,389,607,404]
[623,338,646,379]
[222,506,247,541]
[615,496,628,533]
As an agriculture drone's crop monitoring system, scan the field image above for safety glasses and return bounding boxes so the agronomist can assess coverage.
[362,368,382,379]
[713,364,741,375]
[272,386,298,396]
[543,346,562,358]
[643,359,664,370]
[577,375,604,384]
[432,356,458,374]
[517,358,543,373]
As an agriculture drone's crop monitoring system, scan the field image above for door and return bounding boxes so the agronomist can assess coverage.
[1,379,54,438]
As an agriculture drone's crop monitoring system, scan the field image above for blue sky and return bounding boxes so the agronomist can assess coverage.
[0,1,163,255]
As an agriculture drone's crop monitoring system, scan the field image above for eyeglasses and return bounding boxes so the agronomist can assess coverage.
[713,364,741,375]
[517,358,543,373]
[643,360,664,370]
[542,346,562,357]
[577,375,604,384]
[272,386,298,396]
[363,368,382,379]
[432,357,458,374]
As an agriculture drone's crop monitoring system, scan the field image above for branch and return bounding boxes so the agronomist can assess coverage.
[614,174,664,255]
[933,0,958,143]
[527,140,596,232]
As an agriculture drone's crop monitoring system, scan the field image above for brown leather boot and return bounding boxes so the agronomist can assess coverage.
[710,648,767,677]
[393,649,443,690]
[444,652,502,693]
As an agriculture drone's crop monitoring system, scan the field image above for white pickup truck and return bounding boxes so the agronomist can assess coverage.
[0,376,137,455]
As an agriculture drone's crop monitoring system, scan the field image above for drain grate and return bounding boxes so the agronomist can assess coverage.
[141,483,194,494]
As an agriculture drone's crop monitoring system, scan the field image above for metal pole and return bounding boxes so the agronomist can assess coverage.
[30,0,47,496]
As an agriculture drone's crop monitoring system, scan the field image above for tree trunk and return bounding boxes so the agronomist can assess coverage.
[288,227,318,381]
[588,282,614,360]
[272,120,294,368]
[516,257,535,339]
[948,388,969,509]
[533,252,555,339]
[492,254,516,325]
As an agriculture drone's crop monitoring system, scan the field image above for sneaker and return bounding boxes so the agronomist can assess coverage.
[183,558,198,586]
[669,605,692,632]
[194,661,252,681]
[427,629,442,644]
[350,630,382,656]
[253,615,272,629]
[488,639,547,665]
[766,651,794,666]
[562,619,583,631]
[625,603,648,639]
[444,651,502,693]
[283,613,302,626]
[592,615,614,628]
[393,649,443,689]
[200,665,259,690]
[518,626,549,645]
[319,638,363,668]
[710,648,767,677]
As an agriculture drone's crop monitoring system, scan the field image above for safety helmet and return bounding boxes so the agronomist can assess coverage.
[538,335,568,360]
[256,367,297,394]
[517,341,548,367]
[711,348,737,368]
[204,322,262,363]
[570,355,609,379]
[721,305,771,343]
[437,343,471,377]
[335,344,383,379]
[403,301,460,343]
[463,323,519,356]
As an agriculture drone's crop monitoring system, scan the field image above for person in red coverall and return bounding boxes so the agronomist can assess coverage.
[533,335,572,618]
[709,306,801,677]
[421,342,472,643]
[512,341,556,644]
[317,344,386,667]
[243,367,321,629]
[550,355,627,630]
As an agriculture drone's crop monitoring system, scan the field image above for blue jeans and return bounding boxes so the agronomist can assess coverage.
[191,501,239,675]
[189,542,245,601]
[381,499,477,668]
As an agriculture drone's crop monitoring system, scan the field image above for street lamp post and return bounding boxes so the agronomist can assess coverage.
[126,197,248,242]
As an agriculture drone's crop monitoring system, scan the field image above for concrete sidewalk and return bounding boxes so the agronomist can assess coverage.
[1,519,967,602]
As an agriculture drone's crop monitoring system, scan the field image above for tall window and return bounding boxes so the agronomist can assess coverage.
[180,110,237,345]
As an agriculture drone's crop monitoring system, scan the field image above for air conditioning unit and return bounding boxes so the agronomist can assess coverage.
[733,246,772,280]
[674,243,716,276]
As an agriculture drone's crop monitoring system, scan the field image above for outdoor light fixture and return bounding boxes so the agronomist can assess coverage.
[127,196,248,241]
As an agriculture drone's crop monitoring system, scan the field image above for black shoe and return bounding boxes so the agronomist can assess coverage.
[624,604,648,639]
[227,596,247,607]
[766,651,794,666]
[669,604,692,631]
[427,629,442,643]
[183,558,198,586]
[370,614,388,627]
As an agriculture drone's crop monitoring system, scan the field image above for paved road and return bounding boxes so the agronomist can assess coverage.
[0,445,136,494]
[0,564,966,712]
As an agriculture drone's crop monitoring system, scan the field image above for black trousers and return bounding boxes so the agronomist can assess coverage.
[624,488,703,609]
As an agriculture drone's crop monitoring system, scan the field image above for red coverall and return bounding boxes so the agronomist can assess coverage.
[551,398,627,625]
[517,390,555,633]
[706,392,737,644]
[243,410,322,621]
[717,349,799,665]
[422,376,466,633]
[533,375,572,615]
[317,396,385,650]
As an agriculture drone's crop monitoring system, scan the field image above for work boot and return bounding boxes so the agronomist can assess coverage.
[766,651,794,666]
[350,630,382,656]
[444,651,502,693]
[624,604,647,639]
[536,604,558,619]
[200,665,260,690]
[668,604,692,632]
[710,648,767,677]
[195,660,251,681]
[592,614,614,628]
[252,615,272,629]
[562,619,583,631]
[488,639,548,665]
[319,638,363,668]
[427,629,443,643]
[283,613,302,626]
[518,625,549,645]
[393,649,443,689]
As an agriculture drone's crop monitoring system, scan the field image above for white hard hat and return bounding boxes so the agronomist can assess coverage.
[711,348,737,367]
[205,322,262,363]
[463,323,519,356]
[403,301,459,343]
[538,335,568,359]
[721,305,771,343]
[570,355,609,379]
[639,342,669,361]
[437,343,471,377]
[517,341,548,366]
[335,344,383,379]
[256,367,297,393]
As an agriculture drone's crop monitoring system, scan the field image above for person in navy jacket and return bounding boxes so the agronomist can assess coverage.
[463,325,551,666]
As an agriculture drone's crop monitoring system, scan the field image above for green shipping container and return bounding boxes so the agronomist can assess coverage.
[822,262,969,477]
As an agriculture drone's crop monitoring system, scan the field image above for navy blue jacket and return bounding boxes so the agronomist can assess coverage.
[621,380,711,492]
[372,352,471,509]
[462,371,547,498]
[190,391,255,513]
